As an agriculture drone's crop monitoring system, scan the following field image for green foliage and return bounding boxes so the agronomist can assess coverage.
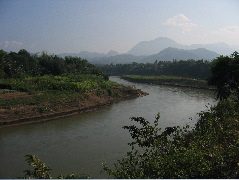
[0,90,85,109]
[20,155,90,179]
[0,49,115,105]
[99,59,211,80]
[0,75,113,93]
[208,51,239,100]
[0,89,18,94]
[22,155,52,179]
[0,49,108,79]
[103,102,239,178]
[0,49,126,115]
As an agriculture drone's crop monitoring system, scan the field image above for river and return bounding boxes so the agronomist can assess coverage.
[0,77,217,178]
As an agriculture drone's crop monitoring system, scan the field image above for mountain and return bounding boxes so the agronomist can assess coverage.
[106,50,119,57]
[231,45,239,52]
[139,47,219,63]
[58,51,105,59]
[189,42,234,56]
[127,37,185,56]
[127,37,236,56]
[90,54,145,64]
[89,48,219,64]
[58,50,120,59]
[57,37,237,64]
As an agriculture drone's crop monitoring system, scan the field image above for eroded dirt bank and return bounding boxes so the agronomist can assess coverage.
[0,88,148,128]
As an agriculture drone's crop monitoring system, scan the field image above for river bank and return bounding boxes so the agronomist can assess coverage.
[121,75,216,90]
[0,86,148,128]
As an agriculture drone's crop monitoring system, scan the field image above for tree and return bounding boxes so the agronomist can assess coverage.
[20,155,90,179]
[38,52,66,75]
[208,51,239,100]
[103,106,239,179]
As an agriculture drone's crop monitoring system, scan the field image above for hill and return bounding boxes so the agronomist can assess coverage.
[89,47,219,64]
[127,37,235,56]
[127,37,184,56]
[90,54,145,64]
[139,47,219,63]
[58,50,119,59]
[190,42,234,56]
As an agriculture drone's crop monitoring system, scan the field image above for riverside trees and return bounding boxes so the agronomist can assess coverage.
[208,52,239,100]
[99,59,212,80]
[0,49,108,79]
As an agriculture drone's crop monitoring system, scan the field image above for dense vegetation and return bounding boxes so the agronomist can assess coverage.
[98,59,211,80]
[0,49,108,79]
[21,155,90,179]
[103,99,239,178]
[0,49,137,126]
[208,51,239,100]
[11,51,239,178]
[0,49,122,96]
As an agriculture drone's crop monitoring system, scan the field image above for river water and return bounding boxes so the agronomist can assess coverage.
[0,77,217,178]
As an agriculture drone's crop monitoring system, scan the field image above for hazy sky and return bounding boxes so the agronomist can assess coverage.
[0,0,239,54]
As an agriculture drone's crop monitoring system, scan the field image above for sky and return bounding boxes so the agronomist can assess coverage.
[0,0,239,54]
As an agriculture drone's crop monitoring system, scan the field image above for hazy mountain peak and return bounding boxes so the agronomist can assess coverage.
[127,36,236,56]
[58,51,105,59]
[143,47,219,62]
[127,37,183,56]
[190,42,233,55]
[106,50,119,57]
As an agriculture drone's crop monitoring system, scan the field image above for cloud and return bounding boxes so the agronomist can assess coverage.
[163,14,197,33]
[0,41,23,51]
[215,25,239,34]
[211,26,239,45]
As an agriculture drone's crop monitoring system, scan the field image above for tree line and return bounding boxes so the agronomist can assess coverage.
[0,49,108,79]
[98,59,212,80]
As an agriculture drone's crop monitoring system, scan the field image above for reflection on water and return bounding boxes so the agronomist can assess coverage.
[0,77,217,178]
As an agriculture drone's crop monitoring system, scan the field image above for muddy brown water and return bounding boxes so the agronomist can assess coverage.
[0,77,217,178]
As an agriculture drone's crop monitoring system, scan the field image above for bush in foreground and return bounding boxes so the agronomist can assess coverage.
[103,100,239,178]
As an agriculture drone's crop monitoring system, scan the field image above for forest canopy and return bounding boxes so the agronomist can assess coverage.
[0,49,108,79]
[98,59,212,80]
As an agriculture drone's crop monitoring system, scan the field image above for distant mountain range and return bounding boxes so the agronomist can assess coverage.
[58,50,119,59]
[58,37,239,64]
[140,47,219,63]
[127,37,181,56]
[127,37,236,56]
[90,47,219,64]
